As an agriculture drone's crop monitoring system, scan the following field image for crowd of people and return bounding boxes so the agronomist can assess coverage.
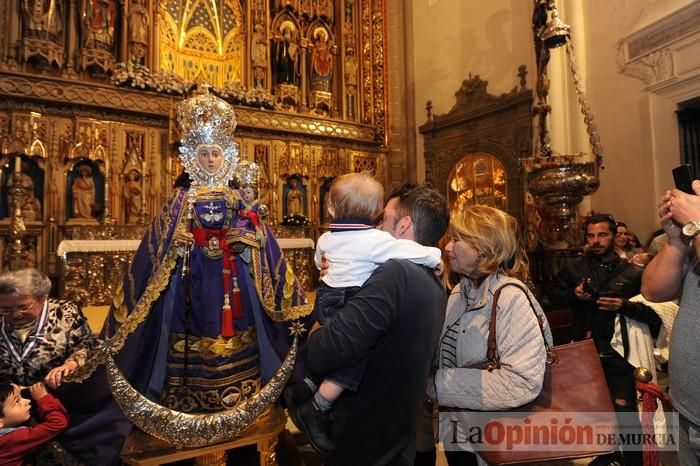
[1,91,697,466]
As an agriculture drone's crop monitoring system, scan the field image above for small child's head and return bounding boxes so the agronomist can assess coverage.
[242,185,256,203]
[0,382,31,428]
[328,173,384,224]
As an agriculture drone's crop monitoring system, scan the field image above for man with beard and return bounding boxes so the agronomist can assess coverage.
[548,214,660,466]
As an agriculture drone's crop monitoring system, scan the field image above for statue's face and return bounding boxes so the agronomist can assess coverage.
[195,144,224,175]
[243,186,256,202]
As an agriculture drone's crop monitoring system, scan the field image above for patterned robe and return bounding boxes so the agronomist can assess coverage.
[0,299,98,386]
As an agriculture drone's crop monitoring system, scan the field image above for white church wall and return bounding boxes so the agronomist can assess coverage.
[411,0,535,185]
[579,0,698,241]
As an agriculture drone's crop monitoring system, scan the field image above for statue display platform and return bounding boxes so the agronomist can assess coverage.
[120,407,286,466]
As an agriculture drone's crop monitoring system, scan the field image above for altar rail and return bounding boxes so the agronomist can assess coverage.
[58,238,315,307]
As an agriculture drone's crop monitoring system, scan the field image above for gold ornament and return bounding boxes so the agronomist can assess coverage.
[104,334,299,447]
[633,366,653,383]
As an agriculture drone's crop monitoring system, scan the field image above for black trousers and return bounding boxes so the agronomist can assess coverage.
[444,451,478,466]
[601,353,643,466]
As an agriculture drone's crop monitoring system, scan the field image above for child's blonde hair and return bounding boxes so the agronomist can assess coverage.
[328,173,384,223]
[450,205,529,282]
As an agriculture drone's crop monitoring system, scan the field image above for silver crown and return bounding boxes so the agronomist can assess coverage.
[235,161,261,189]
[176,86,240,188]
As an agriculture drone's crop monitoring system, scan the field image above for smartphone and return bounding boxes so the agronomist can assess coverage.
[673,164,696,194]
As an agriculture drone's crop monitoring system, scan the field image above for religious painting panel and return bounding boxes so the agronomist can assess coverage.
[308,22,334,116]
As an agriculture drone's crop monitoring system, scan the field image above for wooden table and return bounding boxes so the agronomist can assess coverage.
[120,408,286,466]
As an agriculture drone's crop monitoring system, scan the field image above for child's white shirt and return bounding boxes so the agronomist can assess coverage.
[315,228,442,288]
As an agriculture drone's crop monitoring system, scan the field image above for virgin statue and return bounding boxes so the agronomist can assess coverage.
[72,89,310,422]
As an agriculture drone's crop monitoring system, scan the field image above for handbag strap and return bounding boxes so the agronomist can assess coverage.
[483,282,553,371]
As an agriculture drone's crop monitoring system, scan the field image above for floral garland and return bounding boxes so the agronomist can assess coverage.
[215,83,276,110]
[280,214,310,227]
[112,63,191,95]
[111,63,277,110]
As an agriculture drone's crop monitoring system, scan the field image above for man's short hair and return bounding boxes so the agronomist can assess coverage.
[585,214,616,234]
[393,185,449,246]
[387,183,417,201]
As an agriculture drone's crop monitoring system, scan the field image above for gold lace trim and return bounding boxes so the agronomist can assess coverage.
[169,328,257,359]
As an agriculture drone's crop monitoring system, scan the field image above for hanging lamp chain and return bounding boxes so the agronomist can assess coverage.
[565,42,604,169]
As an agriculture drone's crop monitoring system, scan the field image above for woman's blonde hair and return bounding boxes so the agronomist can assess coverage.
[450,205,529,282]
[329,172,384,223]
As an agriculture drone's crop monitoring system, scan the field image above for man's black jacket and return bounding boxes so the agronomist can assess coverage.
[308,259,447,466]
[548,253,660,354]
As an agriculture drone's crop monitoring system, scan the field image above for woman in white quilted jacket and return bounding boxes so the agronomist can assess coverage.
[428,205,553,466]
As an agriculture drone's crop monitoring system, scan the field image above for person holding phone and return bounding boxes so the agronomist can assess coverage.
[642,177,700,466]
[548,214,661,466]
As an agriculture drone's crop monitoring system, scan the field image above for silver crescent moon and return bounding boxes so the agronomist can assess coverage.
[105,335,298,448]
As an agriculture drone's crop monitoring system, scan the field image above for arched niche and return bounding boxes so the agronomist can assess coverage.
[420,72,532,223]
[447,152,507,213]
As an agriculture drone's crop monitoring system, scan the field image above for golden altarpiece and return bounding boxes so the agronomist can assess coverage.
[0,0,389,304]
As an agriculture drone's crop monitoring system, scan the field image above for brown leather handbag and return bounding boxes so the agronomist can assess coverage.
[475,283,618,465]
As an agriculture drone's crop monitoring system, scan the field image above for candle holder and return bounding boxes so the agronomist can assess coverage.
[138,169,149,226]
[8,170,29,270]
[101,156,114,226]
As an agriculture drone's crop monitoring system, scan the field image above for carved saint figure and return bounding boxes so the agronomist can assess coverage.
[344,47,358,118]
[251,24,267,88]
[251,24,267,67]
[71,165,96,219]
[274,22,299,86]
[127,0,148,63]
[123,168,142,224]
[285,177,303,216]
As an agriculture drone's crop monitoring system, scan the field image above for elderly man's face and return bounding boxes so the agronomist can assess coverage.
[0,293,42,326]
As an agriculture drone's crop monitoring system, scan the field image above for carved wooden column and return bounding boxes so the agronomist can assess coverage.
[65,0,79,77]
[4,0,22,68]
[120,0,128,63]
[300,37,308,110]
[149,0,158,70]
